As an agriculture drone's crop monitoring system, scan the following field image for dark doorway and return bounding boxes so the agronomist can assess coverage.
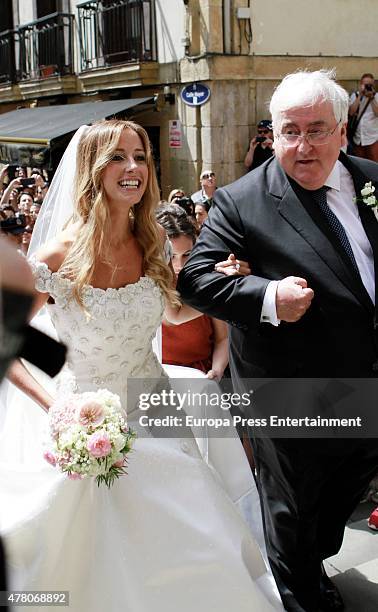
[102,0,142,64]
[37,0,59,18]
[36,0,64,77]
[1,0,14,31]
[0,0,15,82]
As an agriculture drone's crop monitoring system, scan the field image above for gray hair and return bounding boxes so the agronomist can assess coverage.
[269,69,349,133]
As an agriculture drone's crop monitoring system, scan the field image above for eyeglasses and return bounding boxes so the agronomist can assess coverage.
[276,122,341,147]
[201,172,215,179]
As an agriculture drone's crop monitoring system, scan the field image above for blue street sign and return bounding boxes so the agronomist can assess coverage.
[180,83,211,107]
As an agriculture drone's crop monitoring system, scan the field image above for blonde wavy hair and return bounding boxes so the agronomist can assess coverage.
[60,119,178,307]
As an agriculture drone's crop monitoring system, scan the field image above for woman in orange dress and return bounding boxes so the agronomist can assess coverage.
[157,204,249,381]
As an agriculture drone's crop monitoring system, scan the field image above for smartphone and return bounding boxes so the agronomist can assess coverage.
[255,136,266,143]
[20,178,36,187]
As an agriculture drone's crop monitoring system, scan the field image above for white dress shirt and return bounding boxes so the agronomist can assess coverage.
[261,160,375,326]
[350,92,378,146]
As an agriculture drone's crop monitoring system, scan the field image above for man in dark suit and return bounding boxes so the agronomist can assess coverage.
[178,70,378,612]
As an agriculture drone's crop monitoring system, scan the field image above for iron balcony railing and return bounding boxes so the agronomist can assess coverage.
[78,0,157,71]
[16,12,75,81]
[0,29,16,83]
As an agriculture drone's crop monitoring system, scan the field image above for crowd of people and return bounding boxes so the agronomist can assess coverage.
[0,164,49,254]
[2,71,375,256]
[1,69,378,612]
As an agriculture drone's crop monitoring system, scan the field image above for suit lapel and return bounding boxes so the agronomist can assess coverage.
[341,152,378,321]
[268,159,374,315]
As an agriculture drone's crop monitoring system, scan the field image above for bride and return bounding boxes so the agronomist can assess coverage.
[0,120,281,611]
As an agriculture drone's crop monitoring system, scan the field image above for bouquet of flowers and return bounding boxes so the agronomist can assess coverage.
[43,389,136,488]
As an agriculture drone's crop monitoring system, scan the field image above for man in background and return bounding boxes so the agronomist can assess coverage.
[191,170,217,206]
[244,119,274,172]
[349,73,378,161]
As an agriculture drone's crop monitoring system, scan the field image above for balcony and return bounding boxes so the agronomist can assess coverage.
[0,3,159,101]
[16,12,75,81]
[78,0,157,71]
[0,30,16,84]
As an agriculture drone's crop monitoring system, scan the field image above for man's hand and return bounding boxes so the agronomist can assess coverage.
[262,137,274,150]
[276,276,314,322]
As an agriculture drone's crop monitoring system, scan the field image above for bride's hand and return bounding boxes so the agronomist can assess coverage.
[214,254,251,276]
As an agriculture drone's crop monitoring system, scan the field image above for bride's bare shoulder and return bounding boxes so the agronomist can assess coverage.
[33,222,81,272]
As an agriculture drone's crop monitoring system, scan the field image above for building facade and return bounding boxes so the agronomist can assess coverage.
[0,0,377,195]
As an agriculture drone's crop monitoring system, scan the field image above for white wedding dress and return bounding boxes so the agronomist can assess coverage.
[0,257,282,611]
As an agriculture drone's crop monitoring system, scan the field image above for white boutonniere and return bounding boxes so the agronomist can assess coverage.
[354,182,378,220]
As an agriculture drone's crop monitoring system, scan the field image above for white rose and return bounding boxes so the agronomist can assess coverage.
[364,195,377,206]
[361,182,373,196]
[113,434,127,452]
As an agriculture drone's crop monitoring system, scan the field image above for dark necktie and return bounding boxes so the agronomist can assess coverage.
[312,186,360,273]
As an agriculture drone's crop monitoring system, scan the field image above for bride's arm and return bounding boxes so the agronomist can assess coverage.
[164,258,252,324]
[164,258,250,324]
[163,260,252,325]
[7,360,55,412]
[158,224,251,324]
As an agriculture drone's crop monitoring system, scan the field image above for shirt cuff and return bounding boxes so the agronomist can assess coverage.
[260,280,280,326]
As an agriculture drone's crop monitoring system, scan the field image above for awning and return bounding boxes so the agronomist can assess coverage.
[0,97,154,169]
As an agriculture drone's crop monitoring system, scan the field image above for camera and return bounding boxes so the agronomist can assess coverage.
[20,177,36,188]
[256,136,267,143]
[174,197,195,216]
[0,213,27,235]
[365,84,374,92]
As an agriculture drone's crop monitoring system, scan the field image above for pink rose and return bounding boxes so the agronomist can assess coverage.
[67,472,83,481]
[43,450,57,467]
[87,431,112,458]
[77,401,105,428]
[113,458,126,468]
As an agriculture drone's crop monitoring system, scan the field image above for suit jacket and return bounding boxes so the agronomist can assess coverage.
[178,153,378,380]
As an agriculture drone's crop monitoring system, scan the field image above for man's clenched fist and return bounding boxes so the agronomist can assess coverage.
[276,276,314,322]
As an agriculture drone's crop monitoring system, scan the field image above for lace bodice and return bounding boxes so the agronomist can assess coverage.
[29,256,167,401]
